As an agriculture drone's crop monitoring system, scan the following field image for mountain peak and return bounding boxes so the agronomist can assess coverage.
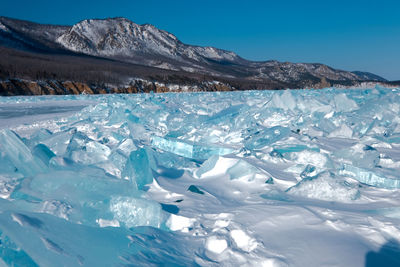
[55,16,241,67]
[57,16,180,57]
[75,17,137,26]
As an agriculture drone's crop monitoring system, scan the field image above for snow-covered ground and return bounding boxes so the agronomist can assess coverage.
[1,87,400,266]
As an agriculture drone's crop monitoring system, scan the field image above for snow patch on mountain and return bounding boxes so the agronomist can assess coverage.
[56,17,240,65]
[0,22,10,33]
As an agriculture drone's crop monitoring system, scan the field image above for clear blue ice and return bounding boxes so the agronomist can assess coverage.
[1,86,400,266]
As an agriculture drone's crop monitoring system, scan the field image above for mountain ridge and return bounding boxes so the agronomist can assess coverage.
[0,16,391,95]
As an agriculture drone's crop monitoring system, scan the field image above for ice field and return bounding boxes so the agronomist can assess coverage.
[1,87,400,266]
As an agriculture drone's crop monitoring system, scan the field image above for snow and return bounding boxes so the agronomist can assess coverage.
[192,46,238,61]
[0,99,96,129]
[230,229,258,252]
[166,214,195,232]
[205,236,228,254]
[0,22,10,32]
[1,86,400,266]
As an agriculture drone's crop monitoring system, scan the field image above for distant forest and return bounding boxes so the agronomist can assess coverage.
[0,46,288,90]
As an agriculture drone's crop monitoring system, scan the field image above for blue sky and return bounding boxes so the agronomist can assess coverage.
[2,0,399,80]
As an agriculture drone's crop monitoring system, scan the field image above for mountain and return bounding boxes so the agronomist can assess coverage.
[0,16,389,95]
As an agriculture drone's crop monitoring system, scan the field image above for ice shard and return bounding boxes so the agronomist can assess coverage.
[340,164,400,189]
[121,148,153,190]
[333,93,358,112]
[151,136,234,160]
[0,130,46,176]
[244,126,290,150]
[110,196,166,228]
[32,144,56,166]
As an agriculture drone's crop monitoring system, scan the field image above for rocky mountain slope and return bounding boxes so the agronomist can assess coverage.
[0,16,390,95]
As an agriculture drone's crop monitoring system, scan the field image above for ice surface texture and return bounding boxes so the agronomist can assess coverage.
[1,86,400,266]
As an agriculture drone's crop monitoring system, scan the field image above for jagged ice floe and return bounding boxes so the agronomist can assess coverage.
[1,86,400,266]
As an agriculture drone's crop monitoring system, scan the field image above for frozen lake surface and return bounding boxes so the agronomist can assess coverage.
[1,88,400,266]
